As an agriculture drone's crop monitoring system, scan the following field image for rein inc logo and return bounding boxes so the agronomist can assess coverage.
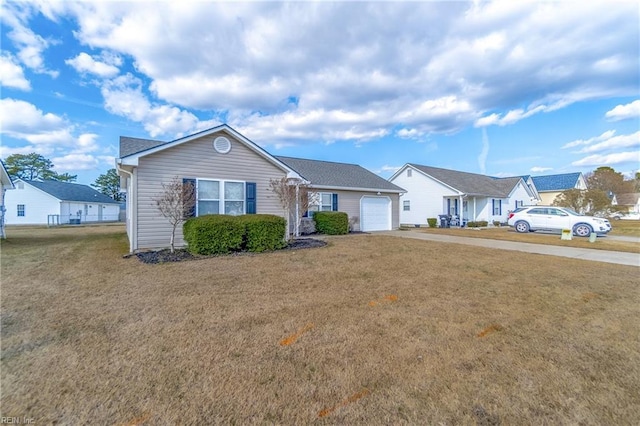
[1,417,35,424]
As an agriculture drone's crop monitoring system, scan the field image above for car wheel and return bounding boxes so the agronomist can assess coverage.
[573,223,593,237]
[514,221,530,233]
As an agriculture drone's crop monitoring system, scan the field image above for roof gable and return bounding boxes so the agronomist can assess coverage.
[1,160,14,188]
[23,180,119,204]
[531,172,582,192]
[118,124,298,177]
[276,156,404,192]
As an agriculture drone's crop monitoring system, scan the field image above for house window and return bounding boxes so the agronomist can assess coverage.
[17,204,25,217]
[407,169,412,177]
[320,193,334,211]
[224,181,245,215]
[198,180,220,215]
[197,180,245,216]
[307,192,336,216]
[515,200,524,209]
[492,199,502,215]
[403,200,410,211]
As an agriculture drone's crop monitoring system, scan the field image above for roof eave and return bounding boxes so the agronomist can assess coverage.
[310,184,405,194]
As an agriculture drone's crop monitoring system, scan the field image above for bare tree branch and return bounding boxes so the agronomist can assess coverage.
[153,176,196,253]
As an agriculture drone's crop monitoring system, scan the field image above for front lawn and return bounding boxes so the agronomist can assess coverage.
[1,226,639,424]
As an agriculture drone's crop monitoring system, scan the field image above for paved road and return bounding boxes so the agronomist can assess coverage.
[375,230,640,267]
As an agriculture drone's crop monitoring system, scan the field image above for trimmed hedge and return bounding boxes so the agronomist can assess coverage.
[238,214,287,252]
[183,214,286,255]
[313,211,349,235]
[427,218,438,228]
[466,220,489,228]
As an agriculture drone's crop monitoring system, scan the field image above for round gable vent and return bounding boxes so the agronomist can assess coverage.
[213,136,231,154]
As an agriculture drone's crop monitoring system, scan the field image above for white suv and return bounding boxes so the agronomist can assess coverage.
[507,206,611,237]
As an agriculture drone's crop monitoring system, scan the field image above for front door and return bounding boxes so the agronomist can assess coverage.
[98,205,103,221]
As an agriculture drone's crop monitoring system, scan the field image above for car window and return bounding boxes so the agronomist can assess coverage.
[549,208,568,216]
[527,208,546,215]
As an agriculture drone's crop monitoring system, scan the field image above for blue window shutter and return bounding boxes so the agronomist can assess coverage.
[332,193,338,211]
[499,200,502,215]
[454,199,458,215]
[246,182,257,214]
[183,178,196,218]
[447,199,451,214]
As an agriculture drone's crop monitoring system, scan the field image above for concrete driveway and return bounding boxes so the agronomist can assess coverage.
[376,230,640,267]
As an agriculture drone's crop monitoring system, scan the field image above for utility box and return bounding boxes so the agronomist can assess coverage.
[561,229,572,240]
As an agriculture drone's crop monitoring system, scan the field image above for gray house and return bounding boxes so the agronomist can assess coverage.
[117,124,404,252]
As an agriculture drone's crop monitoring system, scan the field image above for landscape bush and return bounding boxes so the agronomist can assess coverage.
[427,218,438,228]
[238,214,287,252]
[183,214,286,254]
[313,211,349,235]
[466,221,489,228]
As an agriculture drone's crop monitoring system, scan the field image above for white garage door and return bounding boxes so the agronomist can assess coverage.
[361,196,391,231]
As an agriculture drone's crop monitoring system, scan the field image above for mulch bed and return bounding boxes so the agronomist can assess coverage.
[134,238,327,264]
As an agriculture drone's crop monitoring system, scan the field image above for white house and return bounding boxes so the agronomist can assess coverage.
[389,164,540,227]
[1,160,15,238]
[4,179,121,225]
[614,193,640,214]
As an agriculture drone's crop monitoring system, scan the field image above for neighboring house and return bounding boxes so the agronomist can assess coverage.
[4,179,121,225]
[117,124,404,253]
[389,164,540,226]
[614,193,640,213]
[1,160,15,238]
[531,172,587,205]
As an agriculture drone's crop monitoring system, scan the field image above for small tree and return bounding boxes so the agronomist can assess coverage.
[553,188,614,216]
[92,169,124,201]
[269,177,314,239]
[153,176,196,253]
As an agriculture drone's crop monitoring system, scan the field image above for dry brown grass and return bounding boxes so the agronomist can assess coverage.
[2,225,639,424]
[417,226,640,253]
[609,219,640,237]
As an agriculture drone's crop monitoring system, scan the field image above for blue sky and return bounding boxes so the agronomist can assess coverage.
[1,1,639,186]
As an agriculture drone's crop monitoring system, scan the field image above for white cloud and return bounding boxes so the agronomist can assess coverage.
[44,1,636,143]
[1,2,59,77]
[66,52,120,77]
[0,98,68,142]
[605,100,640,122]
[562,130,617,149]
[530,166,553,173]
[0,53,30,90]
[572,151,640,167]
[576,131,640,154]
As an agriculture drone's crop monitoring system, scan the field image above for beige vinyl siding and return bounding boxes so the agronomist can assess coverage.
[539,192,561,205]
[135,132,287,250]
[330,190,399,231]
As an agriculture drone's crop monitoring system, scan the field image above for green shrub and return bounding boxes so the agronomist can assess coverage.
[427,218,438,228]
[238,214,286,252]
[313,211,349,235]
[183,215,244,255]
[466,221,489,228]
[492,220,501,227]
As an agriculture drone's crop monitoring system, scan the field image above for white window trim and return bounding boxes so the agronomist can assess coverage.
[403,200,410,211]
[17,204,25,217]
[196,179,246,216]
[308,191,333,214]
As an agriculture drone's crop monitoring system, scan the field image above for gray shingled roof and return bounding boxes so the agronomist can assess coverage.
[25,180,119,204]
[409,164,521,197]
[277,156,404,192]
[615,193,640,206]
[120,136,167,157]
